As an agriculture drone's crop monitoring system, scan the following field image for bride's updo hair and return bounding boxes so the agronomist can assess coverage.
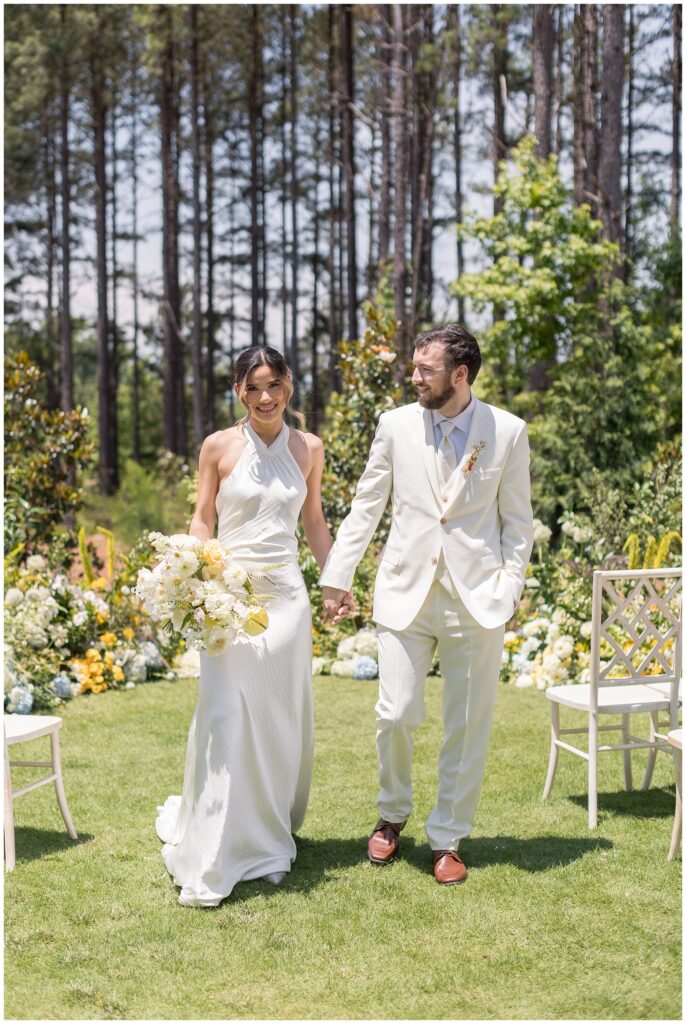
[233,346,306,429]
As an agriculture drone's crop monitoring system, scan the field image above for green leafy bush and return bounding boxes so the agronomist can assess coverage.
[4,352,93,558]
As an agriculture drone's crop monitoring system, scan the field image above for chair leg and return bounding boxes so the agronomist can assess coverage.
[622,714,633,792]
[542,702,560,801]
[668,749,682,861]
[588,712,598,829]
[4,747,15,872]
[50,731,78,840]
[642,711,659,790]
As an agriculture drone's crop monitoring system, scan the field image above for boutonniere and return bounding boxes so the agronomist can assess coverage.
[463,441,486,476]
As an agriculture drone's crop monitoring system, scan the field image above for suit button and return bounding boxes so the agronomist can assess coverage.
[440,517,447,524]
[431,557,438,565]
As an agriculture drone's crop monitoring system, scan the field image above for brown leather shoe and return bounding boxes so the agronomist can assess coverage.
[432,849,468,885]
[367,819,405,865]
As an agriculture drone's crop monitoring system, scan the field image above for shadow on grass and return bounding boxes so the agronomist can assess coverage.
[568,784,676,820]
[11,826,94,865]
[219,830,611,906]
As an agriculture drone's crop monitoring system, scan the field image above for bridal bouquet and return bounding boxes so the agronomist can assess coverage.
[134,533,275,656]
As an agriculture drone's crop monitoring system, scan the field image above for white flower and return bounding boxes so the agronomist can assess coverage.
[26,554,46,571]
[546,622,561,641]
[5,588,24,608]
[51,573,68,594]
[337,635,358,658]
[561,521,575,536]
[552,608,566,624]
[312,656,329,676]
[580,668,591,684]
[330,658,357,677]
[522,618,549,638]
[580,621,593,639]
[543,653,562,675]
[222,563,248,591]
[553,636,574,660]
[525,577,541,589]
[515,674,534,688]
[532,519,552,544]
[206,628,230,657]
[375,350,396,363]
[504,630,517,644]
[520,637,541,657]
[125,681,136,690]
[174,649,201,678]
[120,585,130,595]
[25,585,51,603]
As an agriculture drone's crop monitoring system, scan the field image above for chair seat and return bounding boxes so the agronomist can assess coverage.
[667,728,682,751]
[4,714,63,745]
[546,683,671,714]
[645,679,683,701]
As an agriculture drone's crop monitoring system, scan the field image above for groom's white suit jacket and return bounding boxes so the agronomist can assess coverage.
[319,398,534,631]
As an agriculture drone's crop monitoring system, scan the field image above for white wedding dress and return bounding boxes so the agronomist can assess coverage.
[156,421,314,907]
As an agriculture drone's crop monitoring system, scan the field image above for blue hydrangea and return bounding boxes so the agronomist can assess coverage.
[14,687,34,715]
[52,673,73,699]
[352,655,378,680]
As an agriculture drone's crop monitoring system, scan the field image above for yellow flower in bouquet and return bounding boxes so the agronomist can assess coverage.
[199,539,227,579]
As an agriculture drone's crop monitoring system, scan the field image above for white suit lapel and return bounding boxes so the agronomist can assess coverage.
[416,406,442,507]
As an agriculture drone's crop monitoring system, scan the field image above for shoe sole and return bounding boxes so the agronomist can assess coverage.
[434,875,467,885]
[368,851,398,865]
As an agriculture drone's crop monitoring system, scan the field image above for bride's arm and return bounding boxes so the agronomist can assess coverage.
[189,436,220,541]
[300,434,333,570]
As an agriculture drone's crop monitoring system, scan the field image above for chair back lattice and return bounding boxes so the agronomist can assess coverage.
[590,569,682,695]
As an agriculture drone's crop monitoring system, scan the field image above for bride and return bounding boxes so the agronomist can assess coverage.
[156,346,354,906]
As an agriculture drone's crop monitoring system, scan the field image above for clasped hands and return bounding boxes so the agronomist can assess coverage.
[322,586,356,625]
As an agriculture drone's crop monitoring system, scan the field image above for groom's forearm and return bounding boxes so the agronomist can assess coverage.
[319,416,393,592]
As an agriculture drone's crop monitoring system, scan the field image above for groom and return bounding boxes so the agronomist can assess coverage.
[320,324,533,885]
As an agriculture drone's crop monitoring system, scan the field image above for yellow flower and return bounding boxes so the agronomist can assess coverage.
[100,632,117,648]
[86,648,101,661]
[113,666,124,682]
[199,540,225,577]
[96,609,109,624]
[104,651,114,667]
[92,576,109,591]
[122,627,135,642]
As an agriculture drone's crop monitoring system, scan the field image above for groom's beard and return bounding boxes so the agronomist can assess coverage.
[417,376,456,410]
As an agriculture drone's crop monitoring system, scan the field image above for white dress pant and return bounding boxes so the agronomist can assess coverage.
[375,567,505,851]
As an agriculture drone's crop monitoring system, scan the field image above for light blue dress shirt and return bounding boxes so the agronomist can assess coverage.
[431,393,476,465]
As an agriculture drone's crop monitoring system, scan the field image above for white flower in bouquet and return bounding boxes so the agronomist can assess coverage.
[223,563,248,592]
[51,573,68,594]
[580,621,593,639]
[25,585,51,603]
[72,610,88,627]
[135,534,274,655]
[26,554,46,572]
[5,588,24,608]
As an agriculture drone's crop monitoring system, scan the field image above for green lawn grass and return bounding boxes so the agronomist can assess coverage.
[4,676,681,1020]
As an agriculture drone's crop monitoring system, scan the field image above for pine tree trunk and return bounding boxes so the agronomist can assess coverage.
[203,50,216,434]
[289,7,300,390]
[574,5,599,211]
[533,5,553,157]
[161,12,183,454]
[340,4,358,341]
[311,119,322,434]
[44,108,59,411]
[554,5,564,155]
[59,5,73,415]
[108,98,119,490]
[624,5,634,276]
[249,6,261,348]
[130,42,141,463]
[367,117,377,297]
[391,3,408,354]
[453,4,465,322]
[598,4,624,246]
[91,44,114,494]
[189,4,205,456]
[492,5,508,216]
[280,10,289,357]
[327,5,341,390]
[378,5,392,270]
[672,5,682,230]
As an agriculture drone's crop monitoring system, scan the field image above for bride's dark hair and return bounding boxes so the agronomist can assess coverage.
[233,346,306,430]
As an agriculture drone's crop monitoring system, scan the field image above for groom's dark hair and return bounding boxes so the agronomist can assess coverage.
[414,324,481,385]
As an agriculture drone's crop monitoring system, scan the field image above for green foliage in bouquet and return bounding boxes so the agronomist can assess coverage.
[4,352,94,557]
